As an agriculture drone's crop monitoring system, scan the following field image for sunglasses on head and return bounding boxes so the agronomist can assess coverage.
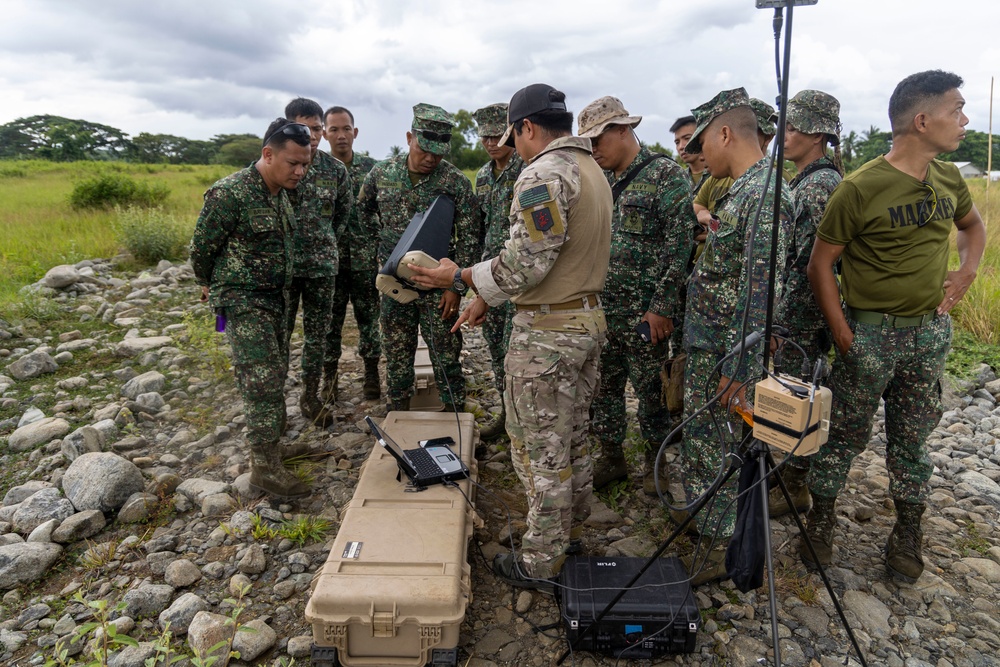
[416,129,452,144]
[916,181,938,227]
[263,122,311,146]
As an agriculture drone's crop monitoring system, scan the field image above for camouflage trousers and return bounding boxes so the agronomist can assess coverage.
[590,316,671,449]
[327,266,381,365]
[482,300,514,394]
[228,301,289,447]
[286,275,335,382]
[380,292,464,406]
[504,307,607,579]
[681,347,745,540]
[808,314,951,503]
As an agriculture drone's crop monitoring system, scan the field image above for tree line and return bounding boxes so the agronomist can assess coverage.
[1,113,996,172]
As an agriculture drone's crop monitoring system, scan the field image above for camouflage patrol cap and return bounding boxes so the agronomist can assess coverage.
[786,90,842,145]
[473,103,509,138]
[411,103,455,155]
[576,96,642,138]
[750,98,777,136]
[686,87,752,154]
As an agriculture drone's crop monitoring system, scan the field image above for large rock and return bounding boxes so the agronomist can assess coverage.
[176,478,231,503]
[187,611,230,658]
[0,542,62,589]
[51,510,106,543]
[42,265,81,289]
[7,350,59,381]
[115,337,172,358]
[117,583,174,620]
[7,418,71,452]
[117,492,160,524]
[158,592,207,635]
[121,371,166,400]
[3,481,53,506]
[231,618,277,662]
[60,426,102,462]
[62,453,144,512]
[12,488,75,533]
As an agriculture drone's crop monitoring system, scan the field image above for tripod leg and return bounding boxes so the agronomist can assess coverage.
[759,451,782,667]
[766,452,870,667]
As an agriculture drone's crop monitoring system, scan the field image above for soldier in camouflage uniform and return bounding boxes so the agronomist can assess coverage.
[670,115,709,194]
[681,89,794,585]
[408,84,612,590]
[322,106,382,401]
[768,90,844,518]
[190,118,313,500]
[577,96,695,496]
[282,99,353,427]
[472,103,524,439]
[803,71,985,582]
[357,104,479,411]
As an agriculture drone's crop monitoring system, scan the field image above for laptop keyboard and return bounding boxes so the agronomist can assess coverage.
[407,448,443,478]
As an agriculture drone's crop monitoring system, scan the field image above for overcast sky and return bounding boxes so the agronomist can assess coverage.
[1,0,997,160]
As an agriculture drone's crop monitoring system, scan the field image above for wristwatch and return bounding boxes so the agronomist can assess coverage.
[452,268,467,294]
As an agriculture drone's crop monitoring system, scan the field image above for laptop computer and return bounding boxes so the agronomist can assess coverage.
[365,416,469,487]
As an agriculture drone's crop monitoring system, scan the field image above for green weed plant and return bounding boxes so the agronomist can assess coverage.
[69,173,169,210]
[112,205,189,264]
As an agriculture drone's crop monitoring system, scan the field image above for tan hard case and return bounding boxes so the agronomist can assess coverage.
[306,411,478,667]
[408,336,444,411]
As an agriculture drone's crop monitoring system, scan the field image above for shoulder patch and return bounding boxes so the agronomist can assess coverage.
[518,183,553,209]
[521,201,565,243]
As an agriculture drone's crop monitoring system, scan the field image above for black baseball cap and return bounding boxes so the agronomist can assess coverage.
[498,83,568,147]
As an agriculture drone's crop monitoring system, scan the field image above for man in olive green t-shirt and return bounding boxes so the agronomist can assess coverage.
[804,70,985,583]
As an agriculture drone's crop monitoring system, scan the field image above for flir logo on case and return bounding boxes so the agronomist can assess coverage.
[596,561,617,567]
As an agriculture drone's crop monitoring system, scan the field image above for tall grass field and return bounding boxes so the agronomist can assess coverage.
[0,159,997,353]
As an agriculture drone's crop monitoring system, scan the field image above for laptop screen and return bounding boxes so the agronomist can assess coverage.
[365,417,417,472]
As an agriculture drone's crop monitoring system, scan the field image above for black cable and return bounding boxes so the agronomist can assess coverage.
[418,296,463,462]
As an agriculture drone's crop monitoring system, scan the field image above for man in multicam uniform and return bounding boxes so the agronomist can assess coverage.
[282,98,353,427]
[681,88,793,585]
[322,106,382,402]
[768,90,844,519]
[408,84,612,591]
[472,103,524,439]
[804,70,985,583]
[577,96,695,496]
[357,103,479,412]
[190,118,312,500]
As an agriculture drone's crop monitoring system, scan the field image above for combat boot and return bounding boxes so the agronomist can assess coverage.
[363,357,381,400]
[681,542,730,586]
[248,442,310,500]
[643,447,670,497]
[768,465,812,518]
[321,362,338,404]
[479,406,507,441]
[799,493,837,569]
[592,441,628,490]
[885,500,926,583]
[299,376,335,428]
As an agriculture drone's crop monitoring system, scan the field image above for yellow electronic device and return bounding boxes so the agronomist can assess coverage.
[752,374,831,456]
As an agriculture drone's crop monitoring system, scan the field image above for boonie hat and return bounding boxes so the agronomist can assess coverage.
[577,96,642,138]
[411,103,455,156]
[473,103,509,138]
[786,90,842,145]
[750,98,777,136]
[686,87,752,154]
[499,83,568,147]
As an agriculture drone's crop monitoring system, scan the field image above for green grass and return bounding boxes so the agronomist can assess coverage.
[0,159,226,314]
[950,180,999,345]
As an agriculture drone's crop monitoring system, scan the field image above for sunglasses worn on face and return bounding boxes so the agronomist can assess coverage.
[418,129,452,144]
[263,122,311,146]
[917,181,938,227]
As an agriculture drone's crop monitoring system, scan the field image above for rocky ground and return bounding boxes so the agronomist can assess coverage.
[0,258,999,667]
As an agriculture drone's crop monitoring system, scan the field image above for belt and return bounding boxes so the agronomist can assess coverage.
[516,294,601,313]
[845,306,936,328]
